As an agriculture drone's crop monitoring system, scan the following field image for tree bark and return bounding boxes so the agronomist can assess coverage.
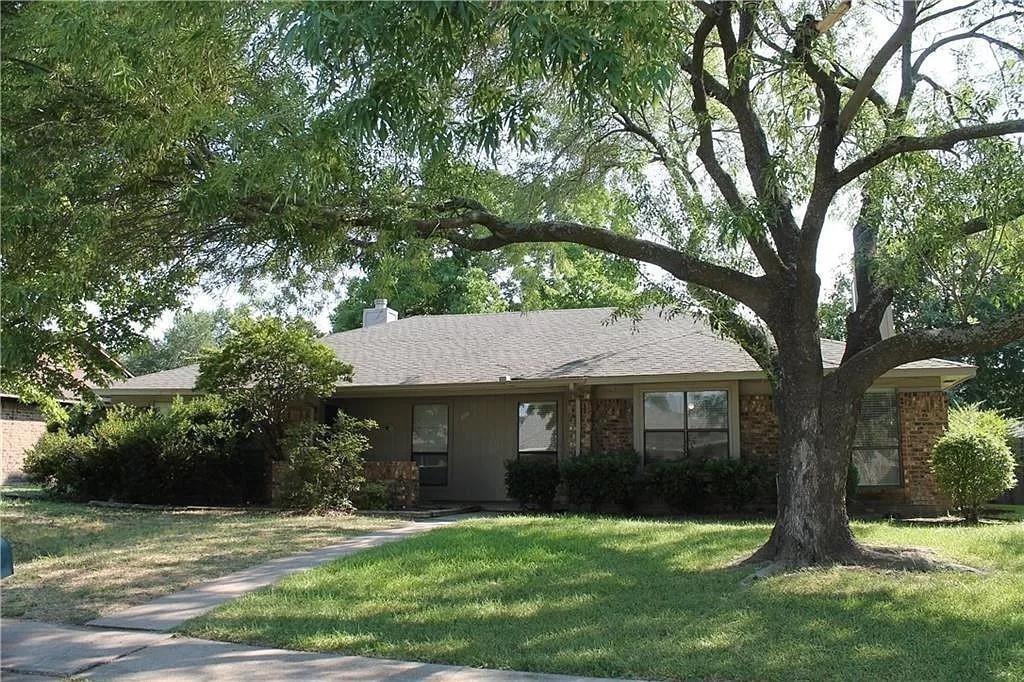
[743,325,861,567]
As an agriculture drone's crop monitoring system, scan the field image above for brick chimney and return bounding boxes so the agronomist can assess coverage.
[362,298,398,327]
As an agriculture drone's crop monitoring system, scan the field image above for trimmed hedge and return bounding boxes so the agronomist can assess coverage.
[505,457,560,511]
[560,451,640,511]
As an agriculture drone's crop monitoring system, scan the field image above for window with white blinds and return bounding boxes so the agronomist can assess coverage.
[853,390,900,487]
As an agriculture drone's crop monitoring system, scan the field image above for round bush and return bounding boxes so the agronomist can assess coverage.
[931,430,1017,522]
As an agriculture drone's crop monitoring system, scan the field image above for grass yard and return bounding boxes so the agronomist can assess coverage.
[184,515,1024,682]
[0,495,400,624]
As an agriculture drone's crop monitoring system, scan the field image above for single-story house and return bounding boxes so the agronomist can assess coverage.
[96,302,973,514]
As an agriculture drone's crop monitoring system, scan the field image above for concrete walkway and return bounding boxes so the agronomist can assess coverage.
[1,620,633,681]
[88,517,466,632]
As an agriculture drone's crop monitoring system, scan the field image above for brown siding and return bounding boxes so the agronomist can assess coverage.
[339,392,566,502]
[1,398,48,483]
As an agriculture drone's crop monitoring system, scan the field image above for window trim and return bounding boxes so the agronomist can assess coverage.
[641,390,731,466]
[853,389,903,490]
[411,403,449,487]
[516,399,559,461]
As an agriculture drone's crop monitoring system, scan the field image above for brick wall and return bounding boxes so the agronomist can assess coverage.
[1,398,48,483]
[897,391,949,510]
[739,394,778,460]
[738,390,950,515]
[590,398,633,453]
[363,460,419,508]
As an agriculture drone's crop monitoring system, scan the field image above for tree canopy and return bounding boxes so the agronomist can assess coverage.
[195,315,350,453]
[3,0,1023,567]
[122,308,237,376]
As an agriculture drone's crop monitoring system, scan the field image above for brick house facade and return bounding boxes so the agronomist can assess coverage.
[1,397,49,483]
[566,388,951,515]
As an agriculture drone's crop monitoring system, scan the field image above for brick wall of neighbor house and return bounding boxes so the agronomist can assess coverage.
[739,394,779,460]
[1,398,49,483]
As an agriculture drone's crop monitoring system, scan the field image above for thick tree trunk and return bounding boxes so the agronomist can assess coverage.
[746,379,860,566]
[736,277,870,568]
[741,340,978,574]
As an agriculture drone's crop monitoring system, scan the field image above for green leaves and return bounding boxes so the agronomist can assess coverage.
[195,314,350,450]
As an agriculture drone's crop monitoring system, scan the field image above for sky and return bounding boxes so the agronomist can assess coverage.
[149,1,976,339]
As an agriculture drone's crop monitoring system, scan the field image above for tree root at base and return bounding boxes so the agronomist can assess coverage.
[737,543,984,584]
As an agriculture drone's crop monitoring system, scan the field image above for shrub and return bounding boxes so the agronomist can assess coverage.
[91,404,172,502]
[24,432,99,500]
[560,451,639,511]
[24,398,265,505]
[275,414,373,513]
[351,481,391,510]
[161,396,265,505]
[705,459,775,511]
[646,461,707,512]
[948,403,1012,443]
[932,430,1017,522]
[505,458,560,511]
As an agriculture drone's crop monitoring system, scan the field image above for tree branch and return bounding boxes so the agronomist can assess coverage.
[837,1,917,137]
[833,311,1024,395]
[836,119,1024,187]
[411,208,773,316]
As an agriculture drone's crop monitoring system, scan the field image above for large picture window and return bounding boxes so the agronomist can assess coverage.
[412,404,448,486]
[853,390,900,487]
[518,401,558,462]
[643,390,729,464]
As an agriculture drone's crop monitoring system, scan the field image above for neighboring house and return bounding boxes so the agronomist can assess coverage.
[1,395,53,483]
[96,302,974,515]
[2,359,131,484]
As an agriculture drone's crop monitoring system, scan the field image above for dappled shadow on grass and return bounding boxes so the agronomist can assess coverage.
[183,517,1024,682]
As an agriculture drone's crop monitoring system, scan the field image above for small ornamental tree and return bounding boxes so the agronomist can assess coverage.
[932,431,1017,523]
[196,316,351,456]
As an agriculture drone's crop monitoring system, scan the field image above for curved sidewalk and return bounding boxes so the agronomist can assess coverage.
[88,516,467,632]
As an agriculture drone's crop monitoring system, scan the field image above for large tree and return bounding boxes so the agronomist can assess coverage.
[4,1,1023,570]
[283,1,1023,570]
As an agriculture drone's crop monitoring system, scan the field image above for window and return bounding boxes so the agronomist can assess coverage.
[853,390,900,487]
[643,390,729,464]
[412,404,448,486]
[518,401,558,461]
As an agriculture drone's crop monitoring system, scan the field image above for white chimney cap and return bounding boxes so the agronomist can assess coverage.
[363,300,398,327]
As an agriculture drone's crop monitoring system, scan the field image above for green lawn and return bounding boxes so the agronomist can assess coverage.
[0,496,399,624]
[183,515,1024,682]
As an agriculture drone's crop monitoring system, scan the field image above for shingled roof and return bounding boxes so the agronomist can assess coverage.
[99,307,973,394]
